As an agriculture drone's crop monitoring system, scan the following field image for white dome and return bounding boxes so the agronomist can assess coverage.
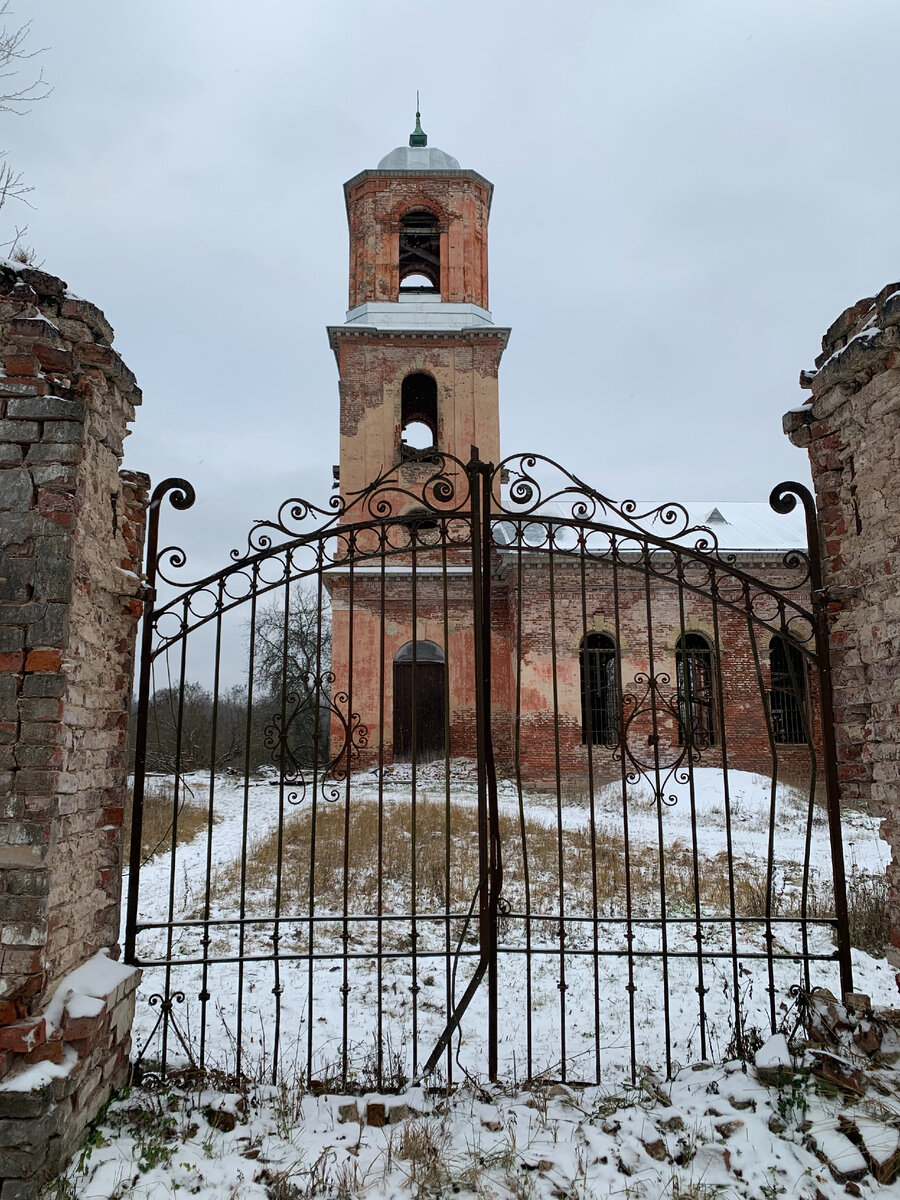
[377,144,460,171]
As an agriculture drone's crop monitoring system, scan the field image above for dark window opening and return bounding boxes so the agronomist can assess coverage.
[399,209,440,294]
[393,640,445,763]
[769,636,807,745]
[400,507,439,534]
[580,633,618,747]
[395,640,445,663]
[676,633,716,748]
[401,372,438,454]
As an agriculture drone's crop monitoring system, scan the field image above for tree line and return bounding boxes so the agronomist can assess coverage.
[129,586,332,778]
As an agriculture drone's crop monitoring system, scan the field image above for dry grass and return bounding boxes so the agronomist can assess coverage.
[845,870,890,955]
[123,779,214,864]
[209,792,840,939]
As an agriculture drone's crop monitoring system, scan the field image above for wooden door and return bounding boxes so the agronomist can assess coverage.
[393,661,445,763]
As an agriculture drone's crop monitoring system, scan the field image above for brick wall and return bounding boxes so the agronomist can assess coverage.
[344,170,492,308]
[0,262,147,1193]
[327,547,818,787]
[784,280,900,970]
[330,330,507,502]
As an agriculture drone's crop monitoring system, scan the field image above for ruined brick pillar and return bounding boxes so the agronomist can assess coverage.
[784,281,900,974]
[0,263,147,1194]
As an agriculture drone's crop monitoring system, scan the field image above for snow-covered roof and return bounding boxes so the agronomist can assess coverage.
[497,500,806,553]
[662,500,806,551]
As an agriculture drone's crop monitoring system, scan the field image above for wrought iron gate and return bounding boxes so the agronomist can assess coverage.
[125,452,852,1088]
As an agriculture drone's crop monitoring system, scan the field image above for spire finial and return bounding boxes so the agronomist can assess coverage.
[409,92,427,147]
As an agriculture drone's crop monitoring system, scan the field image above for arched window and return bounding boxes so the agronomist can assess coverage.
[401,372,438,452]
[394,640,444,663]
[769,636,807,745]
[399,209,440,294]
[393,641,445,763]
[580,633,618,746]
[676,633,716,748]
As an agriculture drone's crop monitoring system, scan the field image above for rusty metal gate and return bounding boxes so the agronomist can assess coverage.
[124,452,852,1088]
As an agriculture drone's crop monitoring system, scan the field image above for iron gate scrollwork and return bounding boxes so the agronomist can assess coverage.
[125,453,852,1089]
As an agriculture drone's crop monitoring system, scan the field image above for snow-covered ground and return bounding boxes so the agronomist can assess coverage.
[50,1039,900,1200]
[125,767,894,1091]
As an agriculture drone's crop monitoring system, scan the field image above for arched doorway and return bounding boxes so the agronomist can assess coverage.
[393,640,445,763]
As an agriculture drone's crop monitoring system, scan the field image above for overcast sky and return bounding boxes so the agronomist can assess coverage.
[7,0,900,581]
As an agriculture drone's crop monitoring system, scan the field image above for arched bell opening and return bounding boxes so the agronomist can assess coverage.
[400,372,438,456]
[398,209,440,295]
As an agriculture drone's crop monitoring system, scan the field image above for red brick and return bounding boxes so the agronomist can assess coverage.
[3,353,39,376]
[22,1037,63,1066]
[0,1016,46,1053]
[63,1006,107,1042]
[24,648,62,673]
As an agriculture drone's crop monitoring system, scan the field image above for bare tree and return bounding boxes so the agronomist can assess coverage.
[0,2,49,255]
[253,584,332,770]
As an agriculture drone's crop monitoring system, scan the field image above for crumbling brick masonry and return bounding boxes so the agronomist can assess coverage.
[784,280,900,975]
[0,262,147,1196]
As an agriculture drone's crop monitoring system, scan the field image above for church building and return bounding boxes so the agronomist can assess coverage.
[325,116,816,786]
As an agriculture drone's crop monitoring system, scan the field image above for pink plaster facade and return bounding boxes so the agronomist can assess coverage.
[326,141,817,788]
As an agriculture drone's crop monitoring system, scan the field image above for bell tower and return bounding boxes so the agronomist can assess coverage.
[328,113,510,499]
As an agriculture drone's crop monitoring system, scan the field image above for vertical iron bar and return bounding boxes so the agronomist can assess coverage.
[674,557,707,1062]
[548,540,567,1082]
[642,545,672,1079]
[125,478,195,965]
[270,565,291,1084]
[198,577,224,1070]
[441,522,453,1086]
[410,526,420,1077]
[306,539,327,1078]
[809,566,853,996]
[743,591,779,1032]
[160,604,189,1077]
[468,450,492,1079]
[771,481,853,997]
[578,530,601,1084]
[340,540,356,1089]
[709,582,741,1052]
[610,541,637,1083]
[514,522,533,1080]
[376,528,387,1088]
[480,460,500,1084]
[236,568,258,1079]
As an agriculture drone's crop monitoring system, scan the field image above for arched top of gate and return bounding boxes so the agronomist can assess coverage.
[490,453,812,578]
[149,451,479,593]
[144,451,819,660]
[492,453,809,555]
[488,453,818,657]
[232,450,477,562]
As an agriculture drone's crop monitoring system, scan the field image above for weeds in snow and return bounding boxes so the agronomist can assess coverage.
[207,791,841,941]
[123,778,215,865]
